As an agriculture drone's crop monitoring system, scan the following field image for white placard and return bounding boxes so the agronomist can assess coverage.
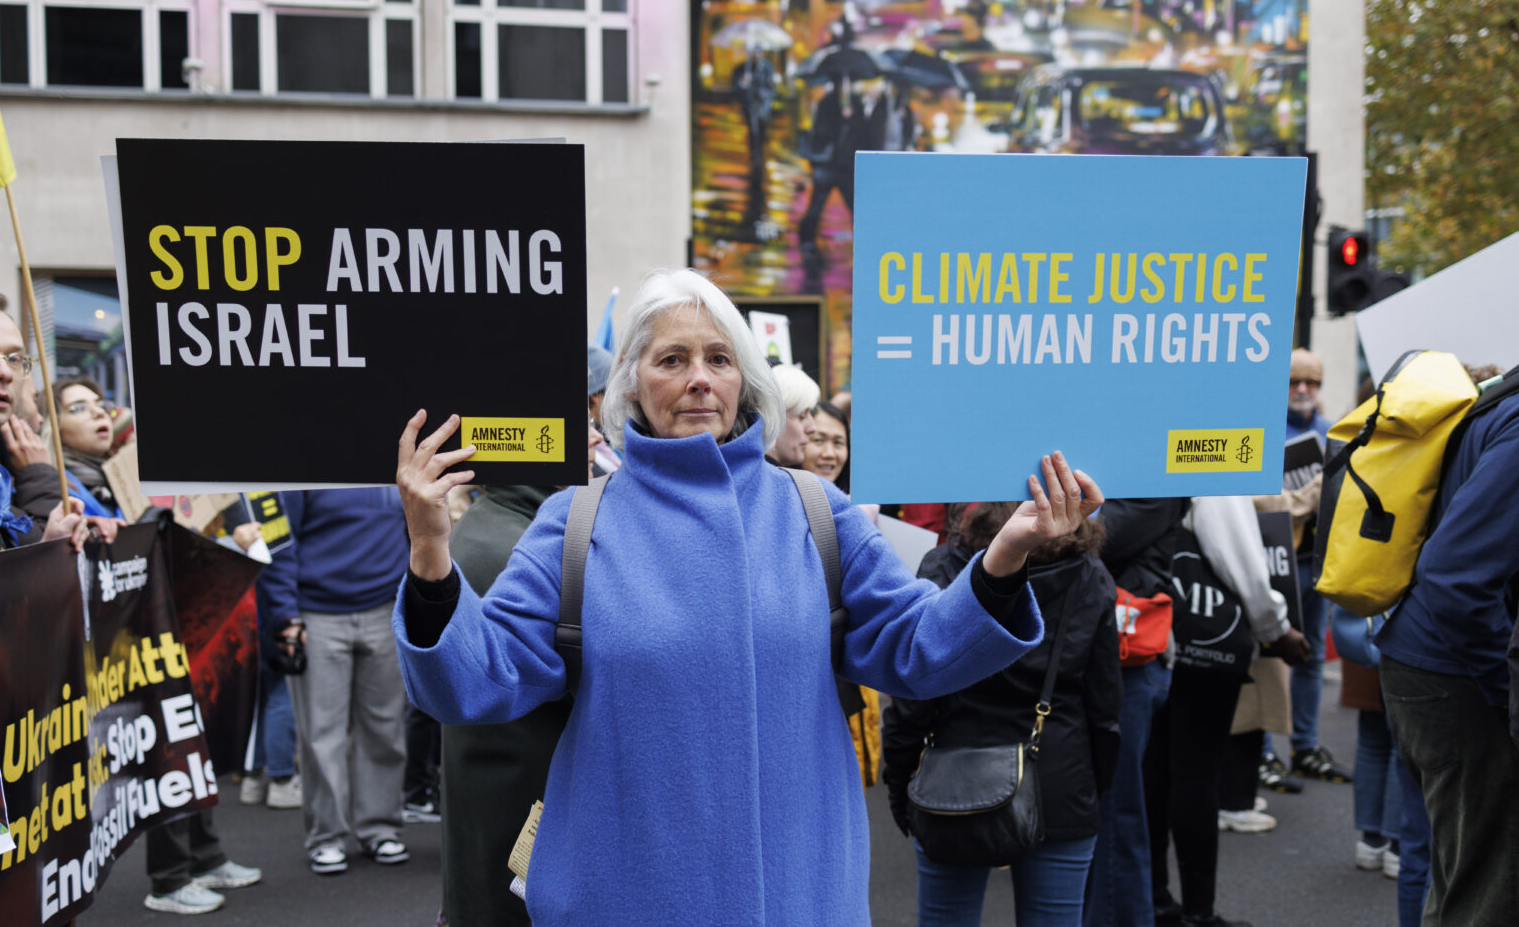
[748,311,792,366]
[1357,231,1519,383]
[876,514,940,576]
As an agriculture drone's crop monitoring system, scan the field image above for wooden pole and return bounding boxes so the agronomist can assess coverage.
[6,183,71,505]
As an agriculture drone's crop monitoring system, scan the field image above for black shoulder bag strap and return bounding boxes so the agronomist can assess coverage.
[557,473,610,694]
[1027,587,1070,759]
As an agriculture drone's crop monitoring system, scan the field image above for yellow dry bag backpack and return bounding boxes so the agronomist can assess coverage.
[1312,350,1477,617]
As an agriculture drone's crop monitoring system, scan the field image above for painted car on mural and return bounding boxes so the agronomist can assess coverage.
[1008,65,1235,156]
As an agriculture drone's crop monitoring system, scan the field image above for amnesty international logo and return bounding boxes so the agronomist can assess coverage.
[1236,434,1255,466]
[460,417,565,463]
[1165,428,1265,474]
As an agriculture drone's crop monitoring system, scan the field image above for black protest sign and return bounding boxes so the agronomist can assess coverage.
[1,527,224,926]
[115,139,588,488]
[1282,431,1324,491]
[1257,510,1304,632]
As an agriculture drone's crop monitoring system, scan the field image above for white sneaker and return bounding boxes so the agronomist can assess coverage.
[1383,849,1401,880]
[1355,838,1389,870]
[1253,795,1268,813]
[144,883,225,914]
[266,774,302,809]
[309,844,348,875]
[238,773,267,805]
[193,860,262,890]
[1218,809,1277,833]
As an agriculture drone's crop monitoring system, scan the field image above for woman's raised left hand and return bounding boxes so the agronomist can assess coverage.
[982,451,1104,578]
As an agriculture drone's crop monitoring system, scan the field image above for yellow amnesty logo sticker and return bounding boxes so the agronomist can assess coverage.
[461,417,565,463]
[1165,429,1265,473]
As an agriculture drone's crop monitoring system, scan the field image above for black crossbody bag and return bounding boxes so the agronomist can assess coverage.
[906,604,1068,867]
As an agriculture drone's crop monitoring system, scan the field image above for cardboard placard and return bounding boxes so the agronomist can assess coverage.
[851,153,1306,502]
[107,138,587,492]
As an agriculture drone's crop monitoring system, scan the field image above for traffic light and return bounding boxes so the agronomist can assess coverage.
[1327,226,1372,315]
[1367,267,1411,308]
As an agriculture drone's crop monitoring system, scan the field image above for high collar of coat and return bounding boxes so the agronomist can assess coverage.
[620,412,769,493]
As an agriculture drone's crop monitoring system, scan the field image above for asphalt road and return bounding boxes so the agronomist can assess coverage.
[85,669,1398,926]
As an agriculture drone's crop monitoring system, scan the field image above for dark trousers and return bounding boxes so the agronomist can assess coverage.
[1144,667,1244,919]
[403,704,440,806]
[1218,730,1263,813]
[147,810,226,895]
[1381,656,1519,927]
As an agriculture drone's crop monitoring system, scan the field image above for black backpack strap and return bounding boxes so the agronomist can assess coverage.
[557,474,610,694]
[1440,363,1519,477]
[1323,384,1395,543]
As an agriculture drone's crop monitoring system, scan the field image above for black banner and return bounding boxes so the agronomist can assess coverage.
[115,138,588,487]
[1,523,258,926]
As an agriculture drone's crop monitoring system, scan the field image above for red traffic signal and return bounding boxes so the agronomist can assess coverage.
[1339,234,1360,267]
[1327,227,1373,315]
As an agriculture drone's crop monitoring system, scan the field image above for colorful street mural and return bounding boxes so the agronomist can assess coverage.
[690,0,1309,392]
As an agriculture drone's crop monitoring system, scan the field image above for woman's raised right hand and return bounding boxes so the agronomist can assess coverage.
[397,410,476,580]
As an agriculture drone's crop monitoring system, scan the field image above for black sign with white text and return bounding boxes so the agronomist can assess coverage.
[114,139,587,488]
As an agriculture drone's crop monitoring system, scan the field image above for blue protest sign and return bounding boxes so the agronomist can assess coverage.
[851,153,1306,503]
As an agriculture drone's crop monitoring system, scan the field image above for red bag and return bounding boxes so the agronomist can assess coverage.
[1114,587,1172,667]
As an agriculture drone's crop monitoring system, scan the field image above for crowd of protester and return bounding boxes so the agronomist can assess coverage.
[3,271,1516,927]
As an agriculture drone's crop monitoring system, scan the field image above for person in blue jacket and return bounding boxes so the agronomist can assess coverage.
[1377,367,1519,927]
[391,268,1103,927]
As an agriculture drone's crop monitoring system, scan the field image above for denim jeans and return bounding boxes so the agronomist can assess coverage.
[1086,660,1171,927]
[248,668,298,780]
[1352,710,1402,837]
[916,835,1098,927]
[1381,656,1519,927]
[1393,754,1430,927]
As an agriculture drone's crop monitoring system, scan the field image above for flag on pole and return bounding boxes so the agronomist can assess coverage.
[593,286,618,353]
[0,112,16,188]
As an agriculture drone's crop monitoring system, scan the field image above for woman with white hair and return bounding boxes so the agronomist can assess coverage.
[392,268,1103,927]
[769,362,819,466]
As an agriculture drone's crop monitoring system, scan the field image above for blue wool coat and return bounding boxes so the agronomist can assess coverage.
[393,419,1044,927]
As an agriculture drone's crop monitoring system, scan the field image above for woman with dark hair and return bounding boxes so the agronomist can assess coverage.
[883,504,1122,927]
[805,400,852,493]
[51,376,123,518]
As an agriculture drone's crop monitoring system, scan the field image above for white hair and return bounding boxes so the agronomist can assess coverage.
[770,364,820,417]
[599,269,785,451]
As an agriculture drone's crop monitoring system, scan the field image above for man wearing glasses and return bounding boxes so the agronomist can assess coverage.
[0,309,79,549]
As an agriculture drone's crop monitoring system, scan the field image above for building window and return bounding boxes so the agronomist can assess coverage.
[0,5,30,84]
[275,13,368,94]
[225,2,416,98]
[450,0,631,104]
[45,6,142,88]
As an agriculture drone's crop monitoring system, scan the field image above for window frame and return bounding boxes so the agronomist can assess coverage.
[447,0,632,105]
[222,0,418,98]
[1,0,195,90]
